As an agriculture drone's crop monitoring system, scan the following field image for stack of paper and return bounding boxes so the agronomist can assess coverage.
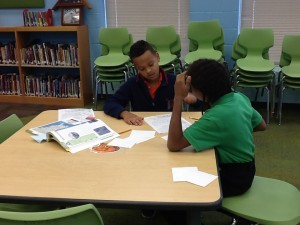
[172,167,218,187]
[108,130,156,148]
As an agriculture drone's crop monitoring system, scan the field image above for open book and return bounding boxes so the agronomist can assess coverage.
[28,119,119,153]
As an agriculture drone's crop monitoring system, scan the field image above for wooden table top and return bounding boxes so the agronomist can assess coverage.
[0,111,221,209]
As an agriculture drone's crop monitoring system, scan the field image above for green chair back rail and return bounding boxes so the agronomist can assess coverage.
[222,176,300,225]
[0,114,23,144]
[184,19,224,65]
[146,25,182,74]
[0,204,104,225]
[277,35,300,125]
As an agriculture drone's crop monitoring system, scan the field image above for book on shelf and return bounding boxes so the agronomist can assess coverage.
[28,118,119,153]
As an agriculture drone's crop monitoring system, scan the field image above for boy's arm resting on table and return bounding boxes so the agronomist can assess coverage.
[168,73,191,152]
[167,97,190,151]
[253,119,267,132]
[120,111,144,126]
[103,81,132,119]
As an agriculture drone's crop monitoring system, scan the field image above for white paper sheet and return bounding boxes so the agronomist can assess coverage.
[144,113,191,133]
[58,108,95,122]
[172,167,218,187]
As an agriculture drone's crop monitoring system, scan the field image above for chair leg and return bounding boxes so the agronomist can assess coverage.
[265,86,270,124]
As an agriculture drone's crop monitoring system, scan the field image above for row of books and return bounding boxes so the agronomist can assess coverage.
[0,42,17,65]
[0,73,21,95]
[24,74,81,98]
[20,43,79,67]
[23,9,53,27]
[0,73,81,98]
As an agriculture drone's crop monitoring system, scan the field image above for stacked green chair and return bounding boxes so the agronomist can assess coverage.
[277,35,300,125]
[231,28,275,124]
[0,204,104,225]
[93,27,133,110]
[222,176,300,225]
[146,25,183,75]
[184,20,224,69]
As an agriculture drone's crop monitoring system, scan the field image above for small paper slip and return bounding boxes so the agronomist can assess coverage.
[172,167,217,187]
[185,170,218,187]
[172,167,198,182]
[108,130,155,148]
[127,130,156,144]
[108,138,135,149]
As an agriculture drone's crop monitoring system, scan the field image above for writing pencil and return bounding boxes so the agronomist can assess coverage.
[118,129,132,135]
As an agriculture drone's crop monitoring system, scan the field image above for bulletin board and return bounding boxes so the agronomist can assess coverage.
[0,0,45,8]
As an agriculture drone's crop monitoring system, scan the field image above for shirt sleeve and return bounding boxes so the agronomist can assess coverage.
[251,108,263,128]
[183,116,220,152]
[103,80,132,118]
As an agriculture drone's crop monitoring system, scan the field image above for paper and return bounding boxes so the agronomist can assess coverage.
[58,108,95,122]
[172,167,198,182]
[108,130,156,148]
[144,113,191,133]
[172,167,218,187]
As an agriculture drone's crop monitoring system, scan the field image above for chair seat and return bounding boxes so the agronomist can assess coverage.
[281,64,300,78]
[237,57,275,72]
[222,176,300,225]
[185,49,222,64]
[94,54,130,67]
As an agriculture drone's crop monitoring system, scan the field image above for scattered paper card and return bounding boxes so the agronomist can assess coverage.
[172,167,218,187]
[108,130,156,148]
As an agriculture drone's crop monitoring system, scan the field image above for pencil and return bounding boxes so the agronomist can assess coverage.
[189,116,200,120]
[118,129,132,134]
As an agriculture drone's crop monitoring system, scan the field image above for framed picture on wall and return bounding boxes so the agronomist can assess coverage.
[62,8,82,25]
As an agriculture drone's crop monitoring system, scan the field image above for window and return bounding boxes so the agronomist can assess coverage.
[241,0,300,64]
[105,0,189,58]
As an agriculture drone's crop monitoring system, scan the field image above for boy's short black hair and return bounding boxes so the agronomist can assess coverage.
[129,40,156,61]
[187,59,232,104]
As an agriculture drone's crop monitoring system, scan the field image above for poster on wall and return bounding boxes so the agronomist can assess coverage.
[0,0,44,8]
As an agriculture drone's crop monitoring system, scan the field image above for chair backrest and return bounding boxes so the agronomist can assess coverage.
[101,33,133,56]
[280,35,300,67]
[146,25,178,54]
[231,39,269,61]
[99,27,130,54]
[0,204,104,225]
[237,28,274,57]
[188,20,223,49]
[0,114,23,144]
[170,34,181,58]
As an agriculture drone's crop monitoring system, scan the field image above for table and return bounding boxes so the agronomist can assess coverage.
[0,111,221,211]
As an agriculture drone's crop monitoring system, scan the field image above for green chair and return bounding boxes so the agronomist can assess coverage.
[93,27,133,109]
[146,25,182,75]
[277,35,300,125]
[222,176,300,225]
[184,20,224,68]
[0,114,23,144]
[0,204,104,225]
[231,28,275,124]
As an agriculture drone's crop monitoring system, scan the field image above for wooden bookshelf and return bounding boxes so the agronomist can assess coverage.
[0,25,92,107]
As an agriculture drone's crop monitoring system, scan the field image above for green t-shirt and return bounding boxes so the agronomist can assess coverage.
[183,92,263,164]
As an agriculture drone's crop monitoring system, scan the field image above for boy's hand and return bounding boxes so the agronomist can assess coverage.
[174,72,191,101]
[120,111,144,126]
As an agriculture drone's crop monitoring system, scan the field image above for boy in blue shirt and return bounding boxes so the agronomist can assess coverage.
[103,40,197,126]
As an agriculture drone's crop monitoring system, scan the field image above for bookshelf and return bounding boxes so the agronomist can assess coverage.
[0,25,92,107]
